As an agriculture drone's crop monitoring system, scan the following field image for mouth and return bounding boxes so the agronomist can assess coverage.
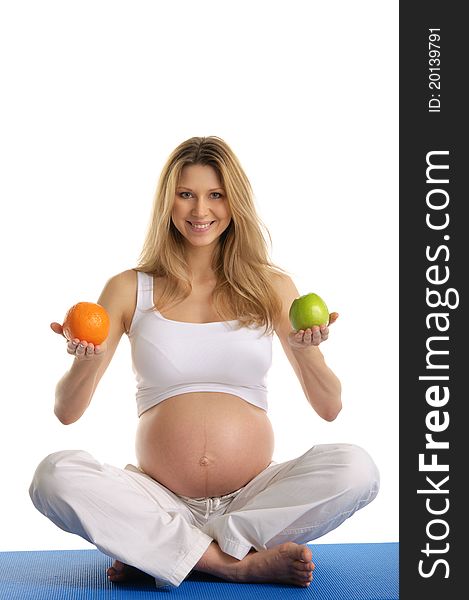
[186,221,215,232]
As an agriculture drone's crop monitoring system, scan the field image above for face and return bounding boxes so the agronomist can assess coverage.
[172,164,232,248]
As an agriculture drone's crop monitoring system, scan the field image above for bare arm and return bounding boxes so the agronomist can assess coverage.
[287,342,342,421]
[273,273,342,421]
[54,353,107,424]
[52,270,136,424]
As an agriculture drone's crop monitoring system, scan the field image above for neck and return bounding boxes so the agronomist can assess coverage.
[184,243,219,283]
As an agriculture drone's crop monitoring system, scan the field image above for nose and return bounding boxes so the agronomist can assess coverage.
[191,197,210,217]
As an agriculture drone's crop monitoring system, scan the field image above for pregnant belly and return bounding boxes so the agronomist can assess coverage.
[135,392,275,498]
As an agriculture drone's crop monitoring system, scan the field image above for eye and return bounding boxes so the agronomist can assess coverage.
[179,191,193,199]
[210,192,223,199]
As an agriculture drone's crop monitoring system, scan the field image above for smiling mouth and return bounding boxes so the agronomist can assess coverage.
[186,221,215,229]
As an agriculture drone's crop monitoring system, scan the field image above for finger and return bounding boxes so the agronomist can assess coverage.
[94,343,106,355]
[295,329,305,342]
[328,312,339,325]
[66,339,79,354]
[320,325,329,341]
[75,341,86,357]
[85,343,95,355]
[311,326,322,345]
[50,322,64,336]
[303,328,312,343]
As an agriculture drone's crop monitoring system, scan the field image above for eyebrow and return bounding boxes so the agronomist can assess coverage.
[176,186,225,192]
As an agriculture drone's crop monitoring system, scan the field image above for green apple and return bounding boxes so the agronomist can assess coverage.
[289,292,329,330]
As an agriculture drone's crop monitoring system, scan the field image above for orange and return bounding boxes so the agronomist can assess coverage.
[62,302,110,345]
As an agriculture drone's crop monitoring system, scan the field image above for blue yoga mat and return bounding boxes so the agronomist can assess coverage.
[0,542,398,600]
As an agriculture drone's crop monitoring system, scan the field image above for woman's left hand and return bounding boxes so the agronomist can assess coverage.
[288,312,339,349]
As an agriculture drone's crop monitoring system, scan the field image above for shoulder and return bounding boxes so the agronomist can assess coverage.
[101,269,138,295]
[97,269,138,331]
[271,271,300,304]
[98,269,138,302]
[270,271,300,335]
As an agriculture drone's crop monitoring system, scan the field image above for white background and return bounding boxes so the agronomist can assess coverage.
[0,0,398,551]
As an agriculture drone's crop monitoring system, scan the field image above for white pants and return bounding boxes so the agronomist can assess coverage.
[29,443,379,588]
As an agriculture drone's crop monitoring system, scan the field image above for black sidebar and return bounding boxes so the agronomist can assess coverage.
[400,2,465,599]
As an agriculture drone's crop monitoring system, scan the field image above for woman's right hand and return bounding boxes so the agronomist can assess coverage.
[50,322,107,360]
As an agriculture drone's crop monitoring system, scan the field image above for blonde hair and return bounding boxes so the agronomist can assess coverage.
[136,136,289,335]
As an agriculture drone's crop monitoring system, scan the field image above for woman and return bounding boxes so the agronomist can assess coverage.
[29,136,379,588]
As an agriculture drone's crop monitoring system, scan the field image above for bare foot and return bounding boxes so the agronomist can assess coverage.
[107,559,152,583]
[195,541,315,587]
[237,542,315,587]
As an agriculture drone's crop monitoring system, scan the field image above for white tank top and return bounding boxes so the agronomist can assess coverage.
[128,271,273,416]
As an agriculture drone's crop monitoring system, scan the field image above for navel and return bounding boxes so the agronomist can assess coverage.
[199,455,210,467]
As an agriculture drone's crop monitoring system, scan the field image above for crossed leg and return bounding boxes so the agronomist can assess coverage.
[108,541,315,587]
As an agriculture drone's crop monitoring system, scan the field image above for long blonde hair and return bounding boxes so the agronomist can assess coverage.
[136,136,289,334]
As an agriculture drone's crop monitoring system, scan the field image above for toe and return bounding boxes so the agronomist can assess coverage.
[300,546,313,563]
[107,561,126,582]
[295,561,314,572]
